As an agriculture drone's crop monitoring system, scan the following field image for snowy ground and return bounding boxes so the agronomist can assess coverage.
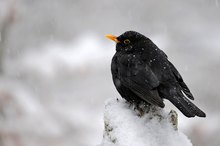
[0,33,219,146]
[100,98,192,146]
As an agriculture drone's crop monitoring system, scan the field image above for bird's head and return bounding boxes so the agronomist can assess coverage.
[106,31,149,53]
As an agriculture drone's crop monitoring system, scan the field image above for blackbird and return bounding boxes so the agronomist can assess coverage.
[106,31,206,118]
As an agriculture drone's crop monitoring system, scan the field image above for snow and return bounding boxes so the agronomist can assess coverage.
[99,98,192,146]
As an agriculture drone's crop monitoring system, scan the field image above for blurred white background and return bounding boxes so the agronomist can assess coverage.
[0,0,219,146]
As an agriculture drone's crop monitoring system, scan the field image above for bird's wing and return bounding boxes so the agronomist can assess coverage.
[168,61,194,100]
[120,63,165,108]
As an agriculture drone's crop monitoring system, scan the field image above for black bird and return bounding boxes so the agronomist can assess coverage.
[106,31,206,118]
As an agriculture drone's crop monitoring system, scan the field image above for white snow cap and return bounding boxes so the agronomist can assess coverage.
[99,98,193,146]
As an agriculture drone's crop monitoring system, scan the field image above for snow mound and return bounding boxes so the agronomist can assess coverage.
[99,98,192,146]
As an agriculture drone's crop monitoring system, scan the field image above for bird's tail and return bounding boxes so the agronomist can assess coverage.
[168,93,206,118]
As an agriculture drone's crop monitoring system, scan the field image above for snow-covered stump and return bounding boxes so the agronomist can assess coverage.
[99,98,193,146]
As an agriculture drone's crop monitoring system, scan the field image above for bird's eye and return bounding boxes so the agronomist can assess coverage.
[124,39,130,44]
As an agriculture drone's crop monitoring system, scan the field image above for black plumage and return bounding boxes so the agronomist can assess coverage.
[107,31,206,118]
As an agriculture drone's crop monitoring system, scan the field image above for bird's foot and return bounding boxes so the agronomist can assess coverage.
[133,102,151,117]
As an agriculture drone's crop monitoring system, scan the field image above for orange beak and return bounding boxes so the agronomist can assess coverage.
[105,34,120,43]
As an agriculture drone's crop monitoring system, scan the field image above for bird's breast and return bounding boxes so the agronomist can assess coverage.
[114,53,143,77]
[118,53,141,66]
